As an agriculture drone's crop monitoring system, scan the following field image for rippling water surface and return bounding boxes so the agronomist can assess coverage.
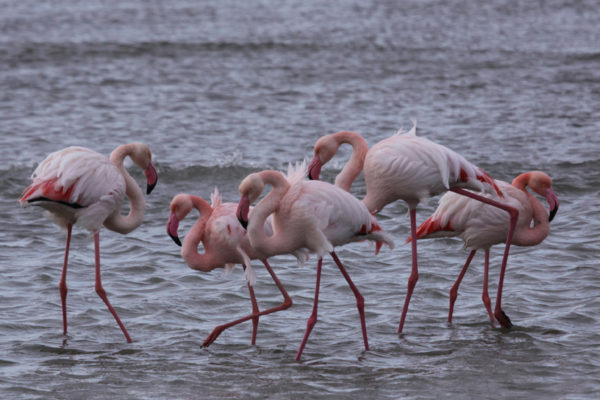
[1,0,599,398]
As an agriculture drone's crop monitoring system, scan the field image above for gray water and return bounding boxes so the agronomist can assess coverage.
[1,0,599,398]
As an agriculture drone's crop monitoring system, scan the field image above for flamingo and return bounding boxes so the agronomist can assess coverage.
[19,143,158,342]
[236,163,394,360]
[166,189,293,347]
[413,171,559,324]
[308,123,520,331]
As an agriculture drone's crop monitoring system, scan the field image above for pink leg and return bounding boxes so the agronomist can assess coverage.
[450,188,518,328]
[59,224,72,335]
[296,258,323,361]
[330,252,369,351]
[448,250,476,323]
[398,208,419,333]
[482,249,494,324]
[246,279,260,345]
[202,260,292,347]
[93,232,132,343]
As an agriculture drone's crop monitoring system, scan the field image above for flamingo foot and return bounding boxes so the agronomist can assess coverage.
[202,325,226,347]
[495,309,513,329]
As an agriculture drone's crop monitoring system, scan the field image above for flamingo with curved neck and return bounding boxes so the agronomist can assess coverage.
[414,171,559,323]
[237,164,393,360]
[166,190,292,347]
[19,142,158,342]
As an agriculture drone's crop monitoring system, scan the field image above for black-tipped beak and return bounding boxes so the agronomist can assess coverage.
[236,195,250,230]
[546,187,559,222]
[147,181,157,195]
[166,212,181,246]
[549,205,558,222]
[145,162,158,195]
[169,233,182,246]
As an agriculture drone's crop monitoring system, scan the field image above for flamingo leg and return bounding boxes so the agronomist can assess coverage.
[330,251,369,351]
[202,260,292,347]
[59,223,72,335]
[93,231,132,343]
[448,250,476,323]
[296,258,323,361]
[246,278,260,345]
[398,208,419,334]
[450,188,518,328]
[482,249,494,324]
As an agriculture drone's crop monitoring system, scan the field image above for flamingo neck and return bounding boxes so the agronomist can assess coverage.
[512,192,550,246]
[332,131,368,192]
[181,197,221,271]
[103,144,145,234]
[247,171,291,257]
[511,172,532,191]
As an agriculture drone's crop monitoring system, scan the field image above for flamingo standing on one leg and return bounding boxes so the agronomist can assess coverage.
[166,189,293,347]
[413,171,559,324]
[308,123,520,332]
[236,163,394,360]
[19,143,158,342]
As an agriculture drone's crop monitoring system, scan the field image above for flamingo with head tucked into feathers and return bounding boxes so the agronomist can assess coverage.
[236,163,394,360]
[308,123,520,332]
[166,189,292,347]
[19,143,158,342]
[413,171,559,324]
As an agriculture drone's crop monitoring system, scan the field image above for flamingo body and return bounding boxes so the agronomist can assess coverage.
[362,125,501,212]
[20,147,127,231]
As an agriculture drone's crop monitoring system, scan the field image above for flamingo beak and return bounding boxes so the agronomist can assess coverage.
[546,187,559,222]
[145,162,158,195]
[307,155,322,181]
[237,195,250,230]
[167,212,182,246]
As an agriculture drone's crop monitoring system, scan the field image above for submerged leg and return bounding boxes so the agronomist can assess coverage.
[59,224,72,335]
[448,250,476,323]
[296,258,323,361]
[93,231,132,343]
[330,251,369,351]
[482,249,494,324]
[398,208,419,333]
[450,188,518,328]
[202,260,292,347]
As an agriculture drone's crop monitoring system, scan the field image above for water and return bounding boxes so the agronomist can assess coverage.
[1,0,599,398]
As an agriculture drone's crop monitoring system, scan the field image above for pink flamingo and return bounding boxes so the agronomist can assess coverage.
[19,143,158,342]
[236,163,394,360]
[413,171,559,324]
[166,189,293,347]
[308,123,520,331]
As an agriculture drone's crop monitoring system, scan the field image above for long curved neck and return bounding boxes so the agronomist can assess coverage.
[104,144,145,234]
[511,172,532,190]
[333,131,368,192]
[181,197,221,271]
[247,171,291,256]
[513,191,550,246]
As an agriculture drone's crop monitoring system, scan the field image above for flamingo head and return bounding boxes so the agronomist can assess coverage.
[167,194,194,246]
[517,171,559,222]
[127,143,158,194]
[309,134,340,180]
[237,173,265,229]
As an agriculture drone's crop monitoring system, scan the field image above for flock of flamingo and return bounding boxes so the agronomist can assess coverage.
[19,123,559,360]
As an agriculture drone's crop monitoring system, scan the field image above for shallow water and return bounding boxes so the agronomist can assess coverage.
[1,0,599,398]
